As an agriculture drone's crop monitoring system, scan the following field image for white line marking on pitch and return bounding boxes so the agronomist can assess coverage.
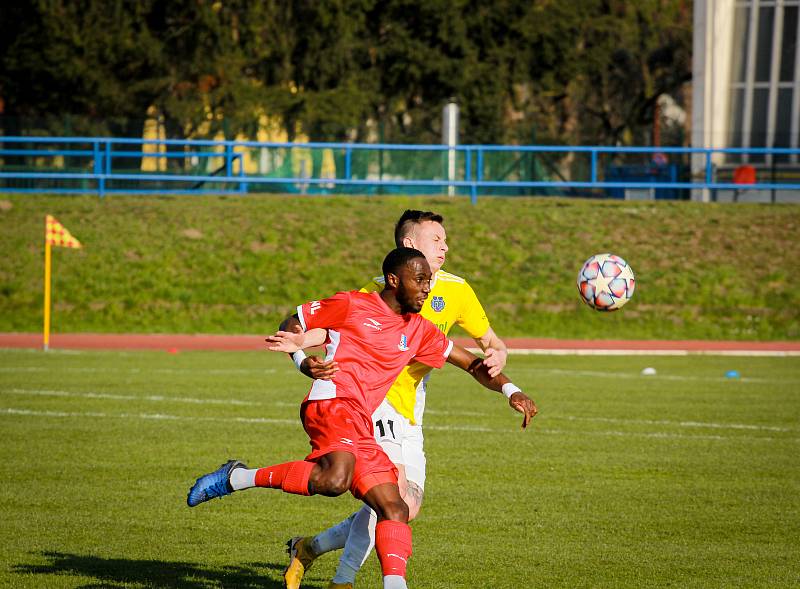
[505,349,800,357]
[0,407,296,426]
[1,388,259,406]
[0,366,276,375]
[555,415,792,432]
[531,427,793,442]
[461,347,800,357]
[511,367,798,384]
[2,388,794,434]
[1,407,796,443]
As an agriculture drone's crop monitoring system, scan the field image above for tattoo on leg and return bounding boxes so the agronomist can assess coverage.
[406,481,424,509]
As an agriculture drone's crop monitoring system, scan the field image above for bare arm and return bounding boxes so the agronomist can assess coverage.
[475,326,508,378]
[264,316,338,380]
[446,344,537,429]
[265,317,327,353]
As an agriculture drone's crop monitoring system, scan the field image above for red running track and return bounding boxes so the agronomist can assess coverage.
[1,333,799,355]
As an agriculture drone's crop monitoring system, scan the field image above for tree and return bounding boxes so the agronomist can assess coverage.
[1,0,165,138]
[1,0,693,152]
[513,0,692,146]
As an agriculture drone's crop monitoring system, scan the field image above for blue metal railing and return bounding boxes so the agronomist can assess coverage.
[1,136,799,202]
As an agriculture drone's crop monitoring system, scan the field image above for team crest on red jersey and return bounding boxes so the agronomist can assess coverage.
[397,334,409,351]
[431,296,445,312]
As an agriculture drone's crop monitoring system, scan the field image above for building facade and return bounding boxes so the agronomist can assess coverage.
[692,0,799,201]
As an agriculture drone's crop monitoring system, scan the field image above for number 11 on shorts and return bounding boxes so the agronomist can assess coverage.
[375,419,395,439]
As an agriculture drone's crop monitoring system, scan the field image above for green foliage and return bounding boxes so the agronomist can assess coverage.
[1,350,798,587]
[1,193,799,340]
[0,1,692,146]
[0,0,164,137]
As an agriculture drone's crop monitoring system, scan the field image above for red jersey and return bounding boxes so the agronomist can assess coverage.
[297,291,453,414]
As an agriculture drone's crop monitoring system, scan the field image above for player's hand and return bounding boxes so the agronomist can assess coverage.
[508,391,537,429]
[482,347,508,378]
[265,324,306,353]
[301,356,339,380]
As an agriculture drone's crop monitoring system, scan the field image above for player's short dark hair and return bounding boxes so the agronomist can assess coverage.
[382,247,427,281]
[394,210,444,247]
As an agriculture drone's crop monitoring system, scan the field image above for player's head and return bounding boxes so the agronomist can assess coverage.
[382,247,432,314]
[394,210,448,273]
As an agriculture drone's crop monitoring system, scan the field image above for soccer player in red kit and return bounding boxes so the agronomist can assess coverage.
[187,247,537,589]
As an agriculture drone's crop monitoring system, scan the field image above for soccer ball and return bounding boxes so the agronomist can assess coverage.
[577,253,635,311]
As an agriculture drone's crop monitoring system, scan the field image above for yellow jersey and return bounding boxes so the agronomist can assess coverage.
[360,270,490,425]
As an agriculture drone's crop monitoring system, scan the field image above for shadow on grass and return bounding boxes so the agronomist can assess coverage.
[13,551,327,588]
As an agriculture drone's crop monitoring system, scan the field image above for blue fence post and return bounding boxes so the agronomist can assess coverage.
[237,153,247,194]
[104,141,111,197]
[378,145,384,195]
[93,140,107,198]
[590,149,598,183]
[465,147,477,204]
[345,146,352,181]
[92,141,101,197]
[703,148,713,201]
[225,142,233,180]
[475,148,484,204]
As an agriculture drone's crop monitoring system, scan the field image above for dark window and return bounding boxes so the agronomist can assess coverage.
[733,5,752,83]
[755,6,775,83]
[780,7,798,82]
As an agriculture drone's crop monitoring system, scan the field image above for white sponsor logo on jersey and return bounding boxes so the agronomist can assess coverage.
[363,318,382,330]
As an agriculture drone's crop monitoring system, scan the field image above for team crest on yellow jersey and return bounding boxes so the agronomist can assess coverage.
[431,296,445,312]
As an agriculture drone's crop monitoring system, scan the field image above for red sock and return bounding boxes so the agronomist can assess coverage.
[375,520,412,578]
[254,461,314,496]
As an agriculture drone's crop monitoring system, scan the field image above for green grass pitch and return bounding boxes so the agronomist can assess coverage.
[1,349,798,588]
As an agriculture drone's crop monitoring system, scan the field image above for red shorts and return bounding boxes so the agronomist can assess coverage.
[301,397,398,498]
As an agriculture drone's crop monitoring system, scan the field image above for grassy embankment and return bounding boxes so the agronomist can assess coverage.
[1,193,798,340]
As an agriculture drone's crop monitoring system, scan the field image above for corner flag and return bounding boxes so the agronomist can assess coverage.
[43,215,82,350]
[46,215,82,248]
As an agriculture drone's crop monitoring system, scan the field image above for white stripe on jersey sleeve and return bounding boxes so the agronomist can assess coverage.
[443,339,454,358]
[296,304,307,331]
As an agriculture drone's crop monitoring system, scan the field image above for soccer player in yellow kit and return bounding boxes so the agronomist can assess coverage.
[283,210,510,589]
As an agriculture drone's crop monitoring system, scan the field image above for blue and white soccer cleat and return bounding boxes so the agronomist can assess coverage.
[187,460,247,507]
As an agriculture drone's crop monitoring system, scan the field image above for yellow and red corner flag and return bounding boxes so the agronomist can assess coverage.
[43,215,83,350]
[46,214,82,249]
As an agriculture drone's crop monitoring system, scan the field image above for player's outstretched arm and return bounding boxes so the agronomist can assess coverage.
[265,317,328,353]
[475,326,509,378]
[265,315,305,352]
[264,316,338,380]
[446,344,538,429]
